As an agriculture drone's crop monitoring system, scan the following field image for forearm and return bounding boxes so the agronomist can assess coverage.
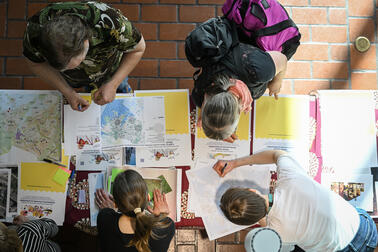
[107,37,145,89]
[233,150,286,167]
[26,59,74,97]
[269,67,286,88]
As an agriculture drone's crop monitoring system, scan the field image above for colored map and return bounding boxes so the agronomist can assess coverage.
[101,98,145,147]
[0,91,62,162]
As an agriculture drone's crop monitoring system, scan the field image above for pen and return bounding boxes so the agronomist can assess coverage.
[70,169,75,180]
[42,158,67,167]
[220,163,228,175]
[78,104,82,111]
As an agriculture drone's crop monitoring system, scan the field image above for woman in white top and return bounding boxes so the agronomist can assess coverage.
[213,150,378,252]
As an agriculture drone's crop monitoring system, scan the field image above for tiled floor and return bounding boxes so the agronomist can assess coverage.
[168,228,249,252]
[168,224,378,252]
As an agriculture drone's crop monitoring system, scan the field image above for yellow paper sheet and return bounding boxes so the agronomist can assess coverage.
[254,96,308,140]
[61,146,70,166]
[135,90,189,135]
[20,162,67,193]
[80,93,133,105]
[196,109,250,141]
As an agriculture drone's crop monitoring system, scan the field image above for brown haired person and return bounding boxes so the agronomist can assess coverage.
[23,2,145,111]
[213,150,378,252]
[95,169,175,252]
[0,216,60,252]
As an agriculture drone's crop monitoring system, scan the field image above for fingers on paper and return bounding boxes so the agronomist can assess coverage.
[213,161,225,176]
[223,136,234,143]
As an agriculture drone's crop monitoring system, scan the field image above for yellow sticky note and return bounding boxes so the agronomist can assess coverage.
[53,167,71,186]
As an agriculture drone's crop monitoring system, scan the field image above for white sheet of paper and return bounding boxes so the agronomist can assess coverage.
[101,96,166,148]
[76,148,123,171]
[78,190,86,204]
[186,159,270,240]
[64,103,102,155]
[18,162,68,225]
[88,172,105,226]
[0,169,11,221]
[176,169,182,223]
[319,90,377,174]
[253,95,310,172]
[321,173,374,211]
[135,90,192,167]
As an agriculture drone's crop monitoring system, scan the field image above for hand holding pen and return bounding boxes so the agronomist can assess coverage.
[212,160,235,177]
[66,91,89,112]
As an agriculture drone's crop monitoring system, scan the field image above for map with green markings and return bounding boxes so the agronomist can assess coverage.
[0,90,62,162]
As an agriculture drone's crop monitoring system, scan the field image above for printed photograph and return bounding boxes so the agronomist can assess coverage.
[0,170,10,220]
[331,182,364,201]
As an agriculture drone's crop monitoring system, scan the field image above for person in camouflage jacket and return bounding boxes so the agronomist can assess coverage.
[23,1,145,111]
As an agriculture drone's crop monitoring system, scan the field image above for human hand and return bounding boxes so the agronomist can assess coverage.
[93,82,117,105]
[213,160,236,177]
[197,112,202,128]
[66,91,90,111]
[267,79,282,100]
[13,215,29,225]
[147,189,169,216]
[223,133,238,143]
[95,189,116,210]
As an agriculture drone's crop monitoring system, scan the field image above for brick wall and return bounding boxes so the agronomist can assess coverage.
[0,0,377,92]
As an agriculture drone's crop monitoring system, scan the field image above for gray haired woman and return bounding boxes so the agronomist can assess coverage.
[194,43,288,143]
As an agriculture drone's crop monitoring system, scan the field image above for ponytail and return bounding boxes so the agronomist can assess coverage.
[131,211,154,252]
[113,170,171,252]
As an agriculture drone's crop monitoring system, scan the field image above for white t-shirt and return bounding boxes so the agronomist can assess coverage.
[267,155,360,252]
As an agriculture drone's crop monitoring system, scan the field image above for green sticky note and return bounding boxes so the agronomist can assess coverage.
[53,167,71,186]
[109,168,125,194]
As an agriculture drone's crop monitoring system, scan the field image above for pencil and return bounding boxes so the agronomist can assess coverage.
[220,163,228,175]
[42,158,67,167]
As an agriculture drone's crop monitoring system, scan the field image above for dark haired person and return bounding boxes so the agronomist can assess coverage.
[96,169,175,252]
[0,216,60,252]
[213,150,378,252]
[23,2,145,111]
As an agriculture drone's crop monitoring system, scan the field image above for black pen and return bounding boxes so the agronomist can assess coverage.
[220,163,228,175]
[42,158,67,167]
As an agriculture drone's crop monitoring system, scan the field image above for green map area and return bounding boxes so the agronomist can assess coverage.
[0,91,62,162]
